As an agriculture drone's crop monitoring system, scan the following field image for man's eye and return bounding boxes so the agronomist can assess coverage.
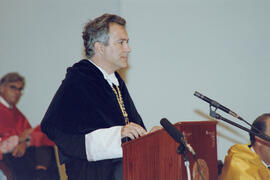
[118,41,124,45]
[9,85,23,92]
[118,40,128,45]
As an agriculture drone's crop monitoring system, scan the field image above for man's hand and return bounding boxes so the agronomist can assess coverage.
[19,128,33,143]
[149,126,162,133]
[121,122,147,140]
[12,142,27,158]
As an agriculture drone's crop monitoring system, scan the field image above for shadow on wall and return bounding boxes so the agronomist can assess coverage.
[118,66,129,83]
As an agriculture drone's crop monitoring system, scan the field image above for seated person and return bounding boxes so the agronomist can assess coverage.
[0,72,59,180]
[220,113,270,179]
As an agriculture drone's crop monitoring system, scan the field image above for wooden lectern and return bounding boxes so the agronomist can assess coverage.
[122,121,217,180]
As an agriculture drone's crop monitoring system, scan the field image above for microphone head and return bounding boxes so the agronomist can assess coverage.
[194,91,201,97]
[194,91,205,100]
[160,118,183,143]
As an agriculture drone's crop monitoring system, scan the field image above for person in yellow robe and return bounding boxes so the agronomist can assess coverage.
[220,113,270,179]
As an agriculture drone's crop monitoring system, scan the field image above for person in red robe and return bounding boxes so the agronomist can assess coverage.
[0,72,59,180]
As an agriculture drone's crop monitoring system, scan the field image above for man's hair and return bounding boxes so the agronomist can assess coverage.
[82,13,126,58]
[0,72,25,88]
[249,113,270,146]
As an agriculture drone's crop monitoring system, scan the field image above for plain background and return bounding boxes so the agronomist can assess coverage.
[1,0,270,163]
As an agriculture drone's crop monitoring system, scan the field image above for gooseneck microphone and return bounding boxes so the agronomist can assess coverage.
[160,118,196,156]
[194,91,243,120]
[193,91,270,142]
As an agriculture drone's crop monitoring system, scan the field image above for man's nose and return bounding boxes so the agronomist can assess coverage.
[14,90,22,96]
[125,43,131,53]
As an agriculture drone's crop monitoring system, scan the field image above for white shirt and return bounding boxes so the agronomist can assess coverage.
[0,169,7,180]
[91,61,119,87]
[0,96,12,109]
[85,60,123,161]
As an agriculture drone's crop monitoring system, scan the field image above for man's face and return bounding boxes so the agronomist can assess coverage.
[257,118,270,164]
[0,81,24,106]
[102,23,131,73]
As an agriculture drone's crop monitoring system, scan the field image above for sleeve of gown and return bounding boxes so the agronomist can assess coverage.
[41,82,91,160]
[85,126,122,161]
[220,155,259,180]
[41,123,87,160]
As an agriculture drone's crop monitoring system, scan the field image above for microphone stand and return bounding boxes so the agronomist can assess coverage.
[209,105,270,142]
[177,144,191,180]
[177,141,205,180]
[194,91,270,141]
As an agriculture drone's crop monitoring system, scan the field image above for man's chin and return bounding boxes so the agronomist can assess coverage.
[10,99,19,106]
[119,60,128,67]
[121,63,128,69]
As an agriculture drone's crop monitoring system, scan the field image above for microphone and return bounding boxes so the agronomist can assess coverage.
[160,118,196,156]
[194,91,243,120]
[194,91,270,143]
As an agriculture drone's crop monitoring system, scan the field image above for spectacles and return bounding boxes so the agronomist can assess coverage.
[9,85,24,92]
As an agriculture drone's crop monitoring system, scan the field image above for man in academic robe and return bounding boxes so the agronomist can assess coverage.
[0,72,59,180]
[220,113,270,179]
[41,14,160,180]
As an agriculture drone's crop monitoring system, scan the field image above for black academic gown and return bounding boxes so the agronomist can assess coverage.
[41,59,145,180]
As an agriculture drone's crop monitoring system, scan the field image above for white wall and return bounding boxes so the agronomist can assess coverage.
[121,0,270,160]
[1,0,270,162]
[0,0,119,124]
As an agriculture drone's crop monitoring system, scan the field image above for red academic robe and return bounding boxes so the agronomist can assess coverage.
[0,102,31,141]
[0,102,54,160]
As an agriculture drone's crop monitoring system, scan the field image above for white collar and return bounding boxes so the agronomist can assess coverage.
[0,96,12,109]
[88,59,119,87]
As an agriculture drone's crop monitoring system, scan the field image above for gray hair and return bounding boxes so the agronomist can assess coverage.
[82,14,126,58]
[0,72,25,88]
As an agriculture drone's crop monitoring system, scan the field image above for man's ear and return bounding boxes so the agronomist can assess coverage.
[94,42,105,55]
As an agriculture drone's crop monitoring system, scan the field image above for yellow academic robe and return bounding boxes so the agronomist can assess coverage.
[220,144,270,180]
